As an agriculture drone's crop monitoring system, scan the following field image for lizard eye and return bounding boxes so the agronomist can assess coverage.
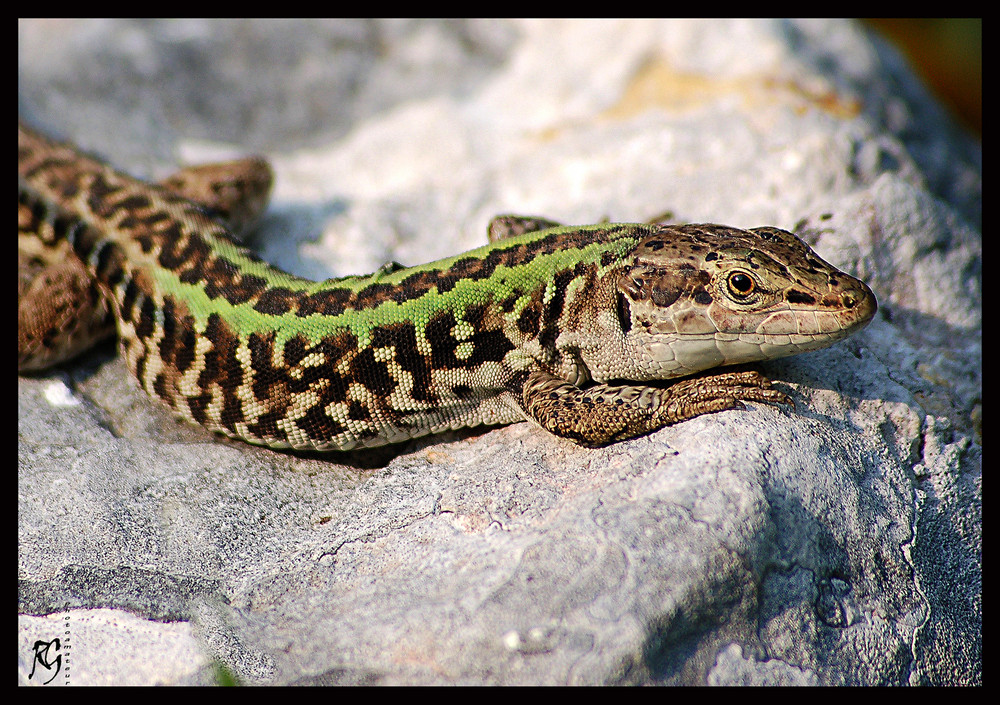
[727,272,755,298]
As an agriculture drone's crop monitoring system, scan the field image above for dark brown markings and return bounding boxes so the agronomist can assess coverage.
[650,286,681,308]
[245,330,366,445]
[538,268,578,352]
[498,294,520,313]
[242,332,296,444]
[297,287,354,317]
[786,290,816,305]
[443,255,493,288]
[469,327,517,366]
[426,311,462,370]
[395,269,443,299]
[517,302,542,336]
[111,194,154,217]
[370,323,434,402]
[281,335,309,368]
[398,262,468,295]
[242,329,364,445]
[254,286,297,315]
[158,297,198,374]
[119,207,175,233]
[209,269,268,305]
[29,163,86,201]
[355,281,408,306]
[18,190,46,231]
[18,187,85,249]
[350,346,396,397]
[86,173,128,217]
[309,332,360,402]
[167,236,210,280]
[154,223,207,268]
[694,289,714,305]
[136,296,157,342]
[463,303,516,366]
[120,279,141,323]
[197,313,244,434]
[69,213,109,265]
[245,410,289,445]
[153,372,170,401]
[423,305,514,372]
[247,332,284,402]
[185,393,213,426]
[294,401,349,443]
[158,298,179,356]
[184,251,267,304]
[347,400,368,421]
[97,243,128,289]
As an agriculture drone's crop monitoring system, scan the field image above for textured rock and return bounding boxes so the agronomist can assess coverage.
[19,19,980,685]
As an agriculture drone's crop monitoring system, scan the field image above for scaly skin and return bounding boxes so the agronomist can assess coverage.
[18,124,877,449]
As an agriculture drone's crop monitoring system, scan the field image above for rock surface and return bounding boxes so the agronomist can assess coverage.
[19,19,980,685]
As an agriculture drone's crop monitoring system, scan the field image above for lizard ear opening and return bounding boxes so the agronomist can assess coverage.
[615,291,632,334]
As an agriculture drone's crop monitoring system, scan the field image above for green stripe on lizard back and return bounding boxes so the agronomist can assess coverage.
[173,221,646,346]
[18,124,877,449]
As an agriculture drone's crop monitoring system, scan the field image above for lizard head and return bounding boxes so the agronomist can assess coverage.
[610,224,877,380]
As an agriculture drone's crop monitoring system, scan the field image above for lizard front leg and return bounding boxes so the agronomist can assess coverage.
[519,368,792,447]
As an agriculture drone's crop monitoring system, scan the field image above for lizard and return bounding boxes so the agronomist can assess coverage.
[18,123,877,450]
